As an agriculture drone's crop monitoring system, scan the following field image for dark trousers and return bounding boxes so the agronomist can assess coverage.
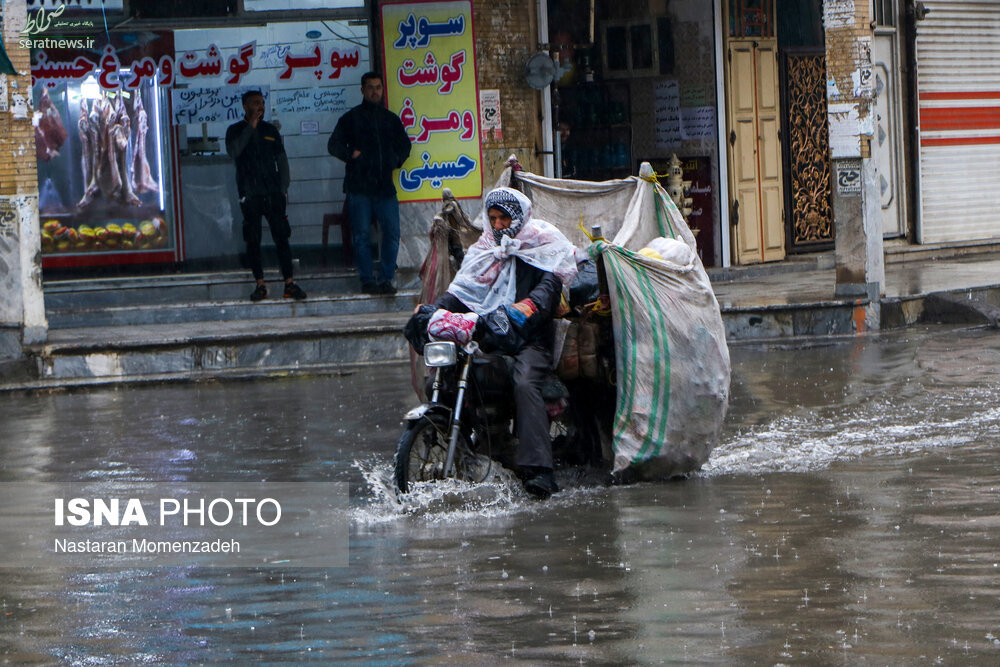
[346,192,400,285]
[512,344,554,470]
[241,193,293,281]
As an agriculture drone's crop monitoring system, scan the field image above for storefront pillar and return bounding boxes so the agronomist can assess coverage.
[823,0,884,316]
[0,0,47,364]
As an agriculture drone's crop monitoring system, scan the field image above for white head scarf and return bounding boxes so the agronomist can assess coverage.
[446,187,578,315]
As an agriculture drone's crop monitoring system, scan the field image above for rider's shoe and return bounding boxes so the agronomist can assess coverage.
[523,468,559,499]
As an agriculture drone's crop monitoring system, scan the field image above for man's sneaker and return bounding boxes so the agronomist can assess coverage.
[250,284,268,302]
[378,281,397,295]
[523,468,559,499]
[283,282,307,300]
[361,282,380,294]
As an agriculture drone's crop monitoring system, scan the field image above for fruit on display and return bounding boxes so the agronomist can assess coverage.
[39,216,169,253]
[42,219,64,236]
[104,223,122,249]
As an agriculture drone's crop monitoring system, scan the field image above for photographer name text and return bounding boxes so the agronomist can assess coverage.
[54,538,240,554]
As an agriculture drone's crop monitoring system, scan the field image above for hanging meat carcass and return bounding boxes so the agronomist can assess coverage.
[95,94,122,201]
[77,95,103,207]
[35,87,68,162]
[131,94,159,195]
[114,94,142,208]
[77,92,153,209]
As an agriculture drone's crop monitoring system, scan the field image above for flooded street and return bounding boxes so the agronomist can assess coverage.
[2,324,999,663]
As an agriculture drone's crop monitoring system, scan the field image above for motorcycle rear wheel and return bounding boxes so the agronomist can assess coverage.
[394,414,471,493]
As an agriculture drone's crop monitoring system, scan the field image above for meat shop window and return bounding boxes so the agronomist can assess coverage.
[34,69,175,258]
[129,0,236,19]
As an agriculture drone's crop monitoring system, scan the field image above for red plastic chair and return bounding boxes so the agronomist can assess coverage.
[322,201,352,266]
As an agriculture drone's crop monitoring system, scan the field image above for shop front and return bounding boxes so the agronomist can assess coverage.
[546,0,831,269]
[912,0,1000,245]
[28,1,369,273]
[548,0,723,266]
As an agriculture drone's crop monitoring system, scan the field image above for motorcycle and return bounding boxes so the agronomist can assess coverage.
[394,321,615,494]
[393,165,732,492]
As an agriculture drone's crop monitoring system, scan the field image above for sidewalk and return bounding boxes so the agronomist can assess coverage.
[3,247,1000,391]
[712,249,1000,308]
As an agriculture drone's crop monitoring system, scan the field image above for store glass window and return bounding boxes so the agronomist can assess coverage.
[874,0,897,28]
[172,21,369,261]
[549,0,721,265]
[33,33,178,266]
[728,0,774,38]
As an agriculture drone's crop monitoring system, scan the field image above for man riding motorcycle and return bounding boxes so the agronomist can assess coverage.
[425,187,578,498]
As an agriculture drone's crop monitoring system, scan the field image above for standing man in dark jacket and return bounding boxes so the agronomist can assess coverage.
[328,72,412,294]
[226,90,306,302]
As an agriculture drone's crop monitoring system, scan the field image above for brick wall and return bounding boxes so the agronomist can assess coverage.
[0,5,38,197]
[822,0,875,160]
[472,0,543,184]
[823,0,873,106]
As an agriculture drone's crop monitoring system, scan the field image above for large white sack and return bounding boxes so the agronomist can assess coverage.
[597,237,730,478]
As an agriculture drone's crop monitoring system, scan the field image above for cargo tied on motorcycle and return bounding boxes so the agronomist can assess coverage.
[397,162,731,496]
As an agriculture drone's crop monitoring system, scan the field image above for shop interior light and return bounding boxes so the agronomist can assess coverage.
[80,76,100,100]
[152,77,166,212]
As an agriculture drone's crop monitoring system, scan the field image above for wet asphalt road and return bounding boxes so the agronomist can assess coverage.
[1,324,999,663]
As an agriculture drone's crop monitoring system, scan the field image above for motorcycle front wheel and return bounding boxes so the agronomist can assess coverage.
[394,414,471,493]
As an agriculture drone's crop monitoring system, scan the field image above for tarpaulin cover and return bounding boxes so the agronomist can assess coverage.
[513,163,731,477]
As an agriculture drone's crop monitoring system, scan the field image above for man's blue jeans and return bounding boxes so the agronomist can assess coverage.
[346,192,401,286]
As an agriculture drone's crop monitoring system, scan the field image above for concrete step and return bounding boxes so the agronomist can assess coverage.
[46,291,419,329]
[22,311,412,387]
[721,298,871,340]
[42,269,369,310]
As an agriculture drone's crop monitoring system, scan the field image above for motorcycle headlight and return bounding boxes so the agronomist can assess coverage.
[424,341,457,367]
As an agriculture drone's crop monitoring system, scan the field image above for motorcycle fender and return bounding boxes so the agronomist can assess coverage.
[403,403,451,424]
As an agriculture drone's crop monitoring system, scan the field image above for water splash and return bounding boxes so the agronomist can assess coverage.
[350,459,610,525]
[350,458,525,525]
[703,395,1000,476]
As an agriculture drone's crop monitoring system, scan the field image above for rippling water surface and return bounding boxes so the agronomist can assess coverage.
[1,325,999,663]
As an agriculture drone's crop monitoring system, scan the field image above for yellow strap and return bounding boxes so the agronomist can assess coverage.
[578,215,600,242]
[584,296,612,317]
[639,171,668,184]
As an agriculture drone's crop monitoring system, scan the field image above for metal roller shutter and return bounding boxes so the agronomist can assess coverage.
[915,0,1000,243]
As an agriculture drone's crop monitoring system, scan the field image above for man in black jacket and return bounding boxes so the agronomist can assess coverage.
[225,90,306,302]
[328,72,412,294]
